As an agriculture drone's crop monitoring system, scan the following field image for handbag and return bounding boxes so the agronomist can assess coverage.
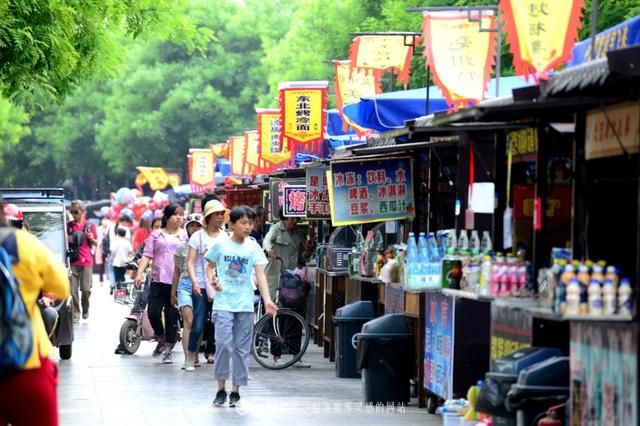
[279,271,311,309]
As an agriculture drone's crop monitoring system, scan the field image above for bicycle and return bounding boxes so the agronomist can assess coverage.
[250,260,311,370]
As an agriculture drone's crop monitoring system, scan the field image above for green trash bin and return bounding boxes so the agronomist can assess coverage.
[333,301,375,378]
[356,314,414,405]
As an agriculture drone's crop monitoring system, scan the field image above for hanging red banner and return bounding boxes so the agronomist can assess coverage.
[189,149,216,193]
[348,35,414,89]
[422,11,497,110]
[256,108,293,173]
[500,0,585,80]
[334,60,380,135]
[278,81,328,156]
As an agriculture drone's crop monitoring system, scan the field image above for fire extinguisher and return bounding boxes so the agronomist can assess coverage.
[536,403,566,425]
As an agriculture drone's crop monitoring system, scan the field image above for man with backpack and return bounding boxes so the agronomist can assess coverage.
[67,200,97,322]
[0,199,70,425]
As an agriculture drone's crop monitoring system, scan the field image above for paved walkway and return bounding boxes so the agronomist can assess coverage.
[56,279,442,425]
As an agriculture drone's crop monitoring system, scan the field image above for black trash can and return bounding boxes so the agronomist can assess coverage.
[333,301,376,378]
[355,314,414,405]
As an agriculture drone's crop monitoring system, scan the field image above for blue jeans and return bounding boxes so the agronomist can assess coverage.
[188,289,208,353]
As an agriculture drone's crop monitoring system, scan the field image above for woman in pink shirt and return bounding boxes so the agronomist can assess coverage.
[134,203,186,363]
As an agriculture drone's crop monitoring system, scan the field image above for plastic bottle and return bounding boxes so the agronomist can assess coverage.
[491,253,504,296]
[479,255,492,296]
[560,265,576,286]
[427,233,440,261]
[447,229,458,250]
[602,278,617,315]
[458,230,469,251]
[554,278,566,315]
[577,265,590,315]
[516,263,528,292]
[469,230,480,254]
[591,264,604,285]
[566,278,581,315]
[355,229,365,251]
[406,232,418,285]
[588,278,603,316]
[503,255,516,295]
[418,232,429,279]
[480,231,492,254]
[605,266,620,290]
[618,278,633,316]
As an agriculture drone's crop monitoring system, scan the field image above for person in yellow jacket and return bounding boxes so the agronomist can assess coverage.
[0,201,70,426]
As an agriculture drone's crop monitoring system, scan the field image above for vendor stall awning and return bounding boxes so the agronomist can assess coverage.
[568,15,640,67]
[342,76,533,133]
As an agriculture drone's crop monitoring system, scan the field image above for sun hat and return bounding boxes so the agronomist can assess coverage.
[202,200,228,226]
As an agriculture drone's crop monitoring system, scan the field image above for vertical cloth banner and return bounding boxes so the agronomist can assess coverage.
[228,135,246,176]
[135,167,171,191]
[422,11,497,110]
[189,149,216,193]
[278,81,328,157]
[257,108,293,172]
[244,130,260,176]
[210,142,229,160]
[348,35,414,89]
[500,0,585,79]
[333,60,380,134]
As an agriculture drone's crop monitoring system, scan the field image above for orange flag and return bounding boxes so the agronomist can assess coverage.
[189,149,216,193]
[228,135,246,176]
[256,108,293,173]
[422,11,497,110]
[348,35,414,89]
[500,0,585,79]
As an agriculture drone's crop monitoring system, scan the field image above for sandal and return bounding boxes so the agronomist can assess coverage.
[206,355,215,364]
[194,358,201,367]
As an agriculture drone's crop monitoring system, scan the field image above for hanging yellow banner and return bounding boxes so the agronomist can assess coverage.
[210,142,228,159]
[228,135,246,176]
[500,0,585,79]
[245,130,259,168]
[279,81,328,155]
[334,60,380,134]
[422,11,497,110]
[189,149,216,193]
[256,109,292,170]
[348,35,414,88]
[135,167,171,191]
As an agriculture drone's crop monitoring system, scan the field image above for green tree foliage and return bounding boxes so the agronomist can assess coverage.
[0,0,212,103]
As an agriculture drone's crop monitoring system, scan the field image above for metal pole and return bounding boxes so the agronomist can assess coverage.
[426,66,431,115]
[495,9,502,98]
[590,0,599,60]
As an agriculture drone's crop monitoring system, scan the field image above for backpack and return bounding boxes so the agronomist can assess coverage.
[0,229,33,379]
[101,226,111,258]
[67,222,90,263]
[279,270,311,309]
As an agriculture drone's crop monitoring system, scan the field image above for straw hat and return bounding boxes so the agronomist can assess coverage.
[202,200,228,226]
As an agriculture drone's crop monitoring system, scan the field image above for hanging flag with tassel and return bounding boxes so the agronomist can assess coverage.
[256,108,293,173]
[499,0,585,80]
[422,11,497,110]
[348,34,415,89]
[334,60,379,135]
[279,81,328,158]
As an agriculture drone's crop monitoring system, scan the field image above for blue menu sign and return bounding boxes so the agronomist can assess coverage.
[328,157,415,226]
[424,292,454,400]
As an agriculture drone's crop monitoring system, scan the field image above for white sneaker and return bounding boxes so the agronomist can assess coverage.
[161,351,173,364]
[294,359,311,368]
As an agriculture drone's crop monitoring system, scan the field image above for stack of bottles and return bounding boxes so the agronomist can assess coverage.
[551,260,634,317]
[405,231,444,290]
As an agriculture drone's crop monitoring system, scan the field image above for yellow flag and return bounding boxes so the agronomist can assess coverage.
[189,149,215,192]
[279,82,328,149]
[256,109,292,169]
[500,0,585,79]
[210,142,228,158]
[136,167,171,191]
[349,35,414,88]
[422,11,497,109]
[228,135,246,176]
[334,60,379,134]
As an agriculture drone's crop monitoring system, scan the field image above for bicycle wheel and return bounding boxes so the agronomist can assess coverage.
[251,309,310,370]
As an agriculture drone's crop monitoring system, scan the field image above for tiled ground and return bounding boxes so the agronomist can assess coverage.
[56,278,442,425]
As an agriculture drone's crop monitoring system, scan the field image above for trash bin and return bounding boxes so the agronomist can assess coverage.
[333,301,376,378]
[476,347,563,426]
[355,314,414,404]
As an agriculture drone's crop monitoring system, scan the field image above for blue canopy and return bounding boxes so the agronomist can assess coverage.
[343,76,533,133]
[568,15,640,67]
[324,109,367,152]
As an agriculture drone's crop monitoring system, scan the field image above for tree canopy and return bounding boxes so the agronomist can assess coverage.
[1,0,636,198]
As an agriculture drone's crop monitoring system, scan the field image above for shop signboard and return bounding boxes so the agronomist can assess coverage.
[506,128,538,163]
[282,185,306,217]
[225,187,262,209]
[305,166,330,219]
[269,178,304,220]
[424,292,454,400]
[490,304,532,363]
[512,185,572,221]
[570,323,637,425]
[585,102,640,160]
[328,157,415,226]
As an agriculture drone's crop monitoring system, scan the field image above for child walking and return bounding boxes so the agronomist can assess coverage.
[204,206,277,408]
